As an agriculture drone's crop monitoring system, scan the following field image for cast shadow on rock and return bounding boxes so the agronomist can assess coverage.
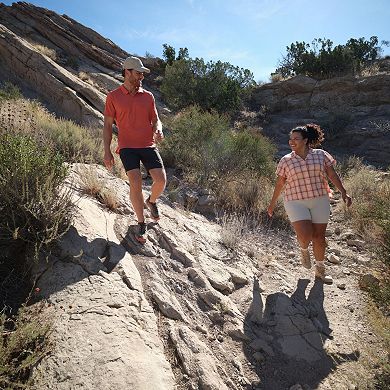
[32,225,130,299]
[243,278,359,389]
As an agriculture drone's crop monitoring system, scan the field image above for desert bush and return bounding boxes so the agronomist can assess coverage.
[161,106,277,216]
[340,163,390,312]
[219,213,247,250]
[0,133,73,259]
[78,166,119,211]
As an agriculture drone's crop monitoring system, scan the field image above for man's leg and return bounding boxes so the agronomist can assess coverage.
[126,168,145,223]
[148,168,166,202]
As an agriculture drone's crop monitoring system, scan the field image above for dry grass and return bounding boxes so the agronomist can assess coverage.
[219,213,247,250]
[0,98,103,163]
[0,302,53,389]
[33,44,57,61]
[78,166,120,211]
[340,165,390,266]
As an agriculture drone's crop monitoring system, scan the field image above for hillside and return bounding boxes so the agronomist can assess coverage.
[1,2,390,167]
[0,3,389,390]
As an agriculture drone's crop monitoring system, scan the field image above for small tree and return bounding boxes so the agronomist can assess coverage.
[162,44,176,65]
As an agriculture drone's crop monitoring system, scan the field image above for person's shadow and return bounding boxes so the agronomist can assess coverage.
[243,278,359,389]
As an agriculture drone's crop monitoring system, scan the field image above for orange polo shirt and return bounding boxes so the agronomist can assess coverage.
[104,85,158,149]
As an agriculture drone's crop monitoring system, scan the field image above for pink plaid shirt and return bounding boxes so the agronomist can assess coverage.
[276,149,336,201]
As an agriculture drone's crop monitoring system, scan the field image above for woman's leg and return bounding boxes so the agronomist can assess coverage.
[312,223,328,262]
[291,220,313,249]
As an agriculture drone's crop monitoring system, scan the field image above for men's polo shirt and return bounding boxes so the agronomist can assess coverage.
[104,85,158,149]
[276,148,336,201]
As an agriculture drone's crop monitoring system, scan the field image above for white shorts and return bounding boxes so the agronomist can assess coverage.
[284,195,330,224]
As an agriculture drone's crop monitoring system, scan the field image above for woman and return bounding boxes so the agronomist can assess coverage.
[267,124,352,284]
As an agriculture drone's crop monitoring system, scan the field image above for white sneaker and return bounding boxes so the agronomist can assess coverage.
[300,247,312,269]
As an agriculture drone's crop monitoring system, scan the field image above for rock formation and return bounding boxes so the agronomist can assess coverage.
[0,2,163,127]
[250,72,390,165]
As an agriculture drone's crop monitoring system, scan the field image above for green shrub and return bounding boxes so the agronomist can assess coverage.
[0,82,22,101]
[161,106,277,215]
[35,112,103,163]
[0,133,73,259]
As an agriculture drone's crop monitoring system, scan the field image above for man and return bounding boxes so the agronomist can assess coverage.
[103,56,166,243]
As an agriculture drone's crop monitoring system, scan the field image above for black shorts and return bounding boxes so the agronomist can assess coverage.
[119,147,164,172]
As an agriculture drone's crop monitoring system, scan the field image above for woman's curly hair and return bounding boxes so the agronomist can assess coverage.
[290,123,325,147]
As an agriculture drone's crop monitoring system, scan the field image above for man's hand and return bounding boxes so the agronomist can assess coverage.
[104,151,114,171]
[154,131,164,143]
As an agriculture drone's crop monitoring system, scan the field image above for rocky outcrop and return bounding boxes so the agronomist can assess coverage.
[250,73,390,165]
[0,2,164,126]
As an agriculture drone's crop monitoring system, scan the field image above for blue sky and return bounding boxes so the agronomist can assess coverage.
[3,0,390,82]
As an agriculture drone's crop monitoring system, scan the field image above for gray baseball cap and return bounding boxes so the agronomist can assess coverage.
[122,56,150,73]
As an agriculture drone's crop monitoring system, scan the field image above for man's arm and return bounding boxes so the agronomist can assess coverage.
[103,115,115,170]
[152,116,164,143]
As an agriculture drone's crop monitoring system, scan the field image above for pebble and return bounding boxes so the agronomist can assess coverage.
[343,270,351,275]
[217,334,224,342]
[328,254,341,264]
[337,283,346,290]
[288,251,296,258]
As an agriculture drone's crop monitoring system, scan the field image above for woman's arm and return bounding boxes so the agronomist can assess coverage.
[325,165,352,207]
[267,175,287,217]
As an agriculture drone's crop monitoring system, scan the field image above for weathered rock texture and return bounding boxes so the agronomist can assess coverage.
[0,2,163,126]
[250,73,390,165]
[29,164,386,389]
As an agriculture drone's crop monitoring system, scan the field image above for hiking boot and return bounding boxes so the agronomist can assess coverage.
[315,262,333,284]
[300,247,312,269]
[135,222,147,244]
[145,196,160,221]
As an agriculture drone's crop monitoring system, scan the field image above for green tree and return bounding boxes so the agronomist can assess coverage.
[162,44,176,65]
[276,36,384,79]
[177,47,189,60]
[161,57,255,113]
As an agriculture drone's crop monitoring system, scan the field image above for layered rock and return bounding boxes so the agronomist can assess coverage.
[0,2,164,126]
[250,73,390,165]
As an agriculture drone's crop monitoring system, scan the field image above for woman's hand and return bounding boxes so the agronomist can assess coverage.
[341,191,352,207]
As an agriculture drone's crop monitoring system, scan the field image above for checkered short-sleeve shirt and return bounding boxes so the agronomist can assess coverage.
[276,149,336,201]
